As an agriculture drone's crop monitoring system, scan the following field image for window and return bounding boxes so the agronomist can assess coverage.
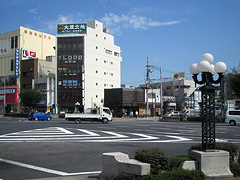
[11,60,14,71]
[106,49,112,55]
[229,111,240,115]
[11,37,14,49]
[96,46,98,49]
[96,95,98,98]
[96,34,98,37]
[15,36,18,48]
[96,83,98,86]
[114,52,119,57]
[96,70,98,74]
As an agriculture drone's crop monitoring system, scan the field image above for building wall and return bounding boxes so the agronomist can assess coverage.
[0,27,56,114]
[85,20,122,108]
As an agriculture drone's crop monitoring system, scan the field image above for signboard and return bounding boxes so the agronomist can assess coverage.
[57,24,87,34]
[22,48,37,60]
[0,88,18,103]
[174,72,185,79]
[15,48,19,77]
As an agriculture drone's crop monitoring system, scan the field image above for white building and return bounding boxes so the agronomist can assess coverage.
[56,20,122,112]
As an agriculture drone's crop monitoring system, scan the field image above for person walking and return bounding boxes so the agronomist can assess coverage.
[135,111,138,118]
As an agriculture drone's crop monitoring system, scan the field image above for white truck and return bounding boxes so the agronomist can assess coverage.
[65,107,112,124]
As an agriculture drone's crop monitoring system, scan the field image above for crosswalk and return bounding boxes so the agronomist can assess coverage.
[0,127,192,143]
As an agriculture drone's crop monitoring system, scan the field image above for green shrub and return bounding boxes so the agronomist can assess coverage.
[189,141,239,162]
[109,173,137,180]
[168,156,192,170]
[135,148,169,174]
[230,161,240,177]
[109,169,205,180]
[164,168,205,180]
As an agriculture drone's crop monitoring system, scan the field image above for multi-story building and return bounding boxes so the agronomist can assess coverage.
[56,20,122,112]
[140,79,196,111]
[0,27,56,114]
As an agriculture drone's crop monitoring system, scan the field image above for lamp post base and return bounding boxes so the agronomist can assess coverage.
[189,150,233,179]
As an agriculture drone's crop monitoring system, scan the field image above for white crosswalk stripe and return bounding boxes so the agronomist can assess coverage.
[0,127,192,143]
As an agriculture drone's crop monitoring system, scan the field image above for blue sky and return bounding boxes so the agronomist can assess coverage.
[1,0,240,86]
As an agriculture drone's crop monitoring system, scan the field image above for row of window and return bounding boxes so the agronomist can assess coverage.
[105,49,120,57]
[95,83,114,88]
[95,70,114,76]
[11,36,18,49]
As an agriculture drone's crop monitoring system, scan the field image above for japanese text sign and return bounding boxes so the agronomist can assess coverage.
[57,24,87,34]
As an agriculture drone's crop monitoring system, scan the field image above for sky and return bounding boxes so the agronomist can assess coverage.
[1,0,240,86]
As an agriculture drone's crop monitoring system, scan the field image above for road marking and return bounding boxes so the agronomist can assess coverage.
[0,158,101,176]
[0,127,194,143]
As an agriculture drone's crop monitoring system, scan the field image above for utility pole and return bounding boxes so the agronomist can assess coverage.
[3,77,6,114]
[146,57,150,117]
[160,67,163,119]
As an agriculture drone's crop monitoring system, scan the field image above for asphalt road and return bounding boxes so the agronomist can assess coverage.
[0,117,239,180]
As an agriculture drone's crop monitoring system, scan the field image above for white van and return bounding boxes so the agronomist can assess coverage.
[225,110,240,126]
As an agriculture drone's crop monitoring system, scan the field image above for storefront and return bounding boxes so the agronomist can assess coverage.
[0,87,19,114]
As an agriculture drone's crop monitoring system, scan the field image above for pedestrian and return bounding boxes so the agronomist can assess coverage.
[130,111,133,118]
[135,111,138,118]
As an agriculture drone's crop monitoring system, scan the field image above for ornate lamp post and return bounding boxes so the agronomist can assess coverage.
[190,53,227,151]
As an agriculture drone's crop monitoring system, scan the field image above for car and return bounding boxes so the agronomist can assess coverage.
[225,110,240,126]
[180,110,190,117]
[164,111,173,117]
[28,112,52,121]
[172,111,180,116]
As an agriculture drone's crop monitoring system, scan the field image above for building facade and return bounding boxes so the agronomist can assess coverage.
[0,27,56,114]
[56,20,122,112]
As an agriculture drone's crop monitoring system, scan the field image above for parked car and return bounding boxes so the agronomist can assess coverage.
[164,111,173,117]
[172,111,180,116]
[225,110,240,126]
[28,112,52,121]
[180,110,190,117]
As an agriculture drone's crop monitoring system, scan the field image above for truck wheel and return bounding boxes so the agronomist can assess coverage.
[102,118,108,124]
[75,118,81,124]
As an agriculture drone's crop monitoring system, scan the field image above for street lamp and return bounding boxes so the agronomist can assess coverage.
[190,53,227,151]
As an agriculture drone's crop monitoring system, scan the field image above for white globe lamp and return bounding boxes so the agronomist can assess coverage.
[198,60,211,72]
[202,53,214,64]
[214,62,227,73]
[190,63,200,75]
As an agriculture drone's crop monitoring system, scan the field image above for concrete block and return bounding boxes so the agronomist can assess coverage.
[99,152,150,179]
[119,159,150,176]
[189,150,233,178]
[181,160,198,170]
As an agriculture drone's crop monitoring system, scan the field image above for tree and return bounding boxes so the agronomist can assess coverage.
[227,62,240,98]
[19,88,44,110]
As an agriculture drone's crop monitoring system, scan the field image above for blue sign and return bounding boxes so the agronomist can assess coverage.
[15,48,19,77]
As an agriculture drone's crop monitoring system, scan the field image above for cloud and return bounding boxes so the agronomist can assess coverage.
[41,14,82,34]
[101,13,183,34]
[29,8,38,14]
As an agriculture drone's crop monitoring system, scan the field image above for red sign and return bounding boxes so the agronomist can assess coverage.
[29,51,36,58]
[0,88,18,103]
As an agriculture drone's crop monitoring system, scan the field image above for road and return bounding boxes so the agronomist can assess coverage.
[0,117,239,180]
